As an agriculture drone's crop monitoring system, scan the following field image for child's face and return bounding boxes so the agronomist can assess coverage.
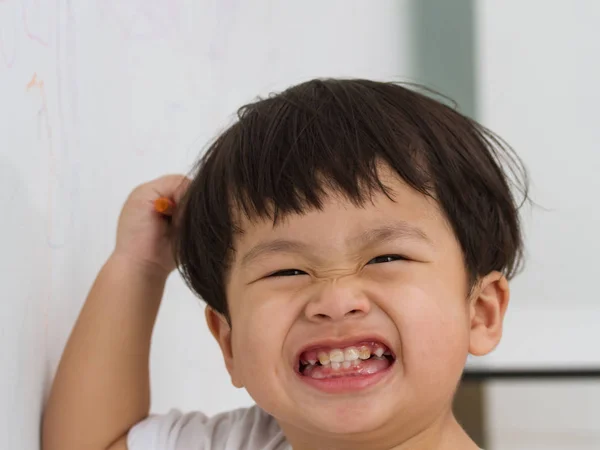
[208,165,507,444]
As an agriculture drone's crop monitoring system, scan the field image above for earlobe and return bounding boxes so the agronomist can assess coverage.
[468,271,510,357]
[205,306,244,388]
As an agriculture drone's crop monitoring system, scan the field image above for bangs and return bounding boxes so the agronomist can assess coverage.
[221,80,432,224]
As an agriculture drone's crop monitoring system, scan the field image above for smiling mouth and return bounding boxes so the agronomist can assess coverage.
[298,341,395,379]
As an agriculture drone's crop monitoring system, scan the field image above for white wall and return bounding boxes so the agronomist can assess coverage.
[475,1,600,448]
[472,0,600,371]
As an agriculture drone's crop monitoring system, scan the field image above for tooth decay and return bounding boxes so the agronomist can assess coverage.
[301,343,390,370]
[317,352,330,365]
[358,346,370,360]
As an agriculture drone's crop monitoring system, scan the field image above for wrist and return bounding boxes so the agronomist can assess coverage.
[108,251,173,282]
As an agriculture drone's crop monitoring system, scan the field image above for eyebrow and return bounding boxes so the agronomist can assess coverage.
[239,221,430,268]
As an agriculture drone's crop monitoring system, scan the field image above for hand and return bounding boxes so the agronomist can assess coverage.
[112,174,191,276]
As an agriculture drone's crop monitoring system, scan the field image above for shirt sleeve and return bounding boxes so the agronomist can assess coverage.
[126,406,287,450]
[127,409,214,450]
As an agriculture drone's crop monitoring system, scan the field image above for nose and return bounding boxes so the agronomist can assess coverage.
[304,277,371,322]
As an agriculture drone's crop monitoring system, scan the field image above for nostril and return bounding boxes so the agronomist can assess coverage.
[347,309,361,315]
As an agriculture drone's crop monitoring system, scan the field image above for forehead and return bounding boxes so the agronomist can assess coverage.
[230,171,452,261]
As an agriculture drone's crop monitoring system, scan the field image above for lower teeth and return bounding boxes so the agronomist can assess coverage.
[301,355,390,374]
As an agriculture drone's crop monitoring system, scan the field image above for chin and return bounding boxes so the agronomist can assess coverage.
[301,400,392,435]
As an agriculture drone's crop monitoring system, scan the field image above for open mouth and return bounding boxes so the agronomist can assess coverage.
[298,341,396,380]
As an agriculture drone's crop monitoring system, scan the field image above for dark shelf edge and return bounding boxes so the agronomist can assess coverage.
[463,368,600,381]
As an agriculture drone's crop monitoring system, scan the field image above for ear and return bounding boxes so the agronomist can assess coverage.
[205,306,244,388]
[468,271,510,356]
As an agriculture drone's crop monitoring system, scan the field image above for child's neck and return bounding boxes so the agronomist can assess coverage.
[282,411,480,450]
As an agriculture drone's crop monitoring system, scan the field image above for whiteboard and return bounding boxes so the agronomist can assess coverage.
[1,1,598,449]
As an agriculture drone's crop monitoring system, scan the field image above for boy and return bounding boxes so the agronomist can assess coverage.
[42,78,527,450]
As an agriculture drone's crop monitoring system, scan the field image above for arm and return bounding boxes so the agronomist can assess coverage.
[41,254,166,450]
[41,174,191,450]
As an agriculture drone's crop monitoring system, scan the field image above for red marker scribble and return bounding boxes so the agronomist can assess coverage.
[26,71,43,90]
[26,72,52,146]
[27,72,49,117]
[1,0,50,69]
[22,0,50,47]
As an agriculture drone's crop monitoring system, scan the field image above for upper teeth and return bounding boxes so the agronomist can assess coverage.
[313,345,385,366]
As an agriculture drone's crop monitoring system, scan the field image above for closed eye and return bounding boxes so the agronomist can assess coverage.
[268,268,307,277]
[367,254,406,265]
[266,255,405,277]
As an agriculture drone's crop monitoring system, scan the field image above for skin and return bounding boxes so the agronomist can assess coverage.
[207,166,509,450]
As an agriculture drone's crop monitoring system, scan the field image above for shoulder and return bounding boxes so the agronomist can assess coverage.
[127,404,288,450]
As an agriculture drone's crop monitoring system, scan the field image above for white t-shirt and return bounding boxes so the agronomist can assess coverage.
[127,405,290,450]
[128,405,484,450]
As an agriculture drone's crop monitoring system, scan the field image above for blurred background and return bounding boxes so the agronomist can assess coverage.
[1,1,598,449]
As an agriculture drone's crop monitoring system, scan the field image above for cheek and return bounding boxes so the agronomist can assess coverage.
[394,282,470,376]
[229,294,301,415]
[390,288,469,412]
[230,290,296,380]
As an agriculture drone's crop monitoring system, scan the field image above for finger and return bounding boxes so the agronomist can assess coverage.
[151,175,193,229]
[172,176,192,204]
[149,174,191,202]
